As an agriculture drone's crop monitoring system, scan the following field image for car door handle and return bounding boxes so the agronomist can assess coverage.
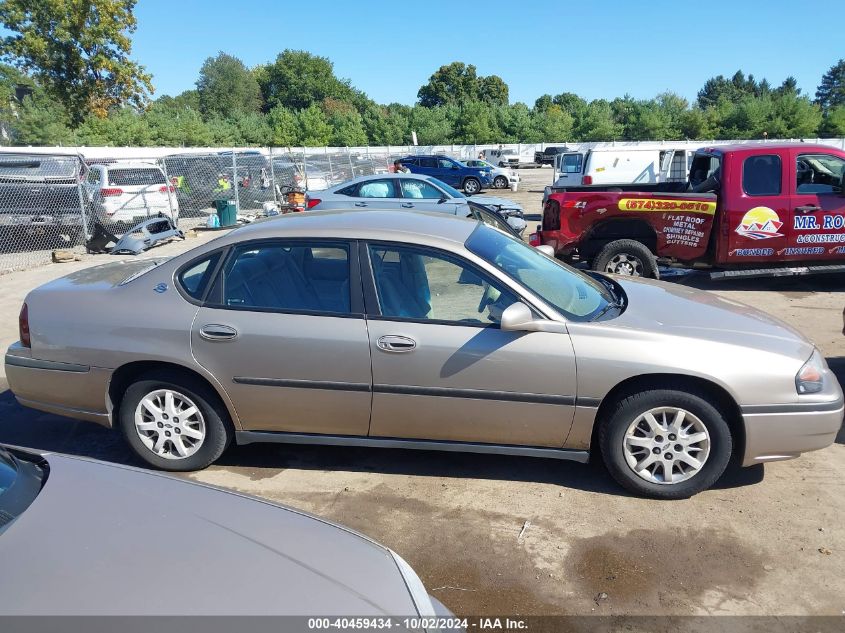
[795,205,820,213]
[401,203,414,208]
[376,335,416,353]
[354,202,368,207]
[199,324,238,341]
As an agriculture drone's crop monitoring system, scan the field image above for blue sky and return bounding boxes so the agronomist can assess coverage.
[133,0,842,106]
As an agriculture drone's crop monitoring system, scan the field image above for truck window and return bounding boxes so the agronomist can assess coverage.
[742,155,781,196]
[561,154,583,174]
[796,154,845,195]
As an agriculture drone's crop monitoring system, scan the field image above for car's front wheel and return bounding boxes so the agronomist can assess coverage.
[599,389,733,499]
[463,177,481,194]
[119,370,232,471]
[493,175,509,189]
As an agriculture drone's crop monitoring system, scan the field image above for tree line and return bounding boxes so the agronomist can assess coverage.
[0,1,843,147]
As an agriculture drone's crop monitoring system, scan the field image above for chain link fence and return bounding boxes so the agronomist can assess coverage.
[1,139,845,274]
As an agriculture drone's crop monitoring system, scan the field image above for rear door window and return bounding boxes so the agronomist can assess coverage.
[797,154,845,194]
[178,252,222,301]
[418,158,438,169]
[742,155,782,196]
[357,179,397,198]
[107,168,166,187]
[221,242,352,315]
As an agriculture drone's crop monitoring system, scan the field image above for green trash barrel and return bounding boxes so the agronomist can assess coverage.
[213,199,237,227]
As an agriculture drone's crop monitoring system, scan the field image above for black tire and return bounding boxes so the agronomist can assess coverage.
[592,239,659,279]
[463,177,481,194]
[599,389,733,499]
[493,175,509,189]
[118,369,232,471]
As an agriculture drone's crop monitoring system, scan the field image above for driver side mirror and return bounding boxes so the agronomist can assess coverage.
[536,245,555,258]
[438,196,448,204]
[500,302,568,334]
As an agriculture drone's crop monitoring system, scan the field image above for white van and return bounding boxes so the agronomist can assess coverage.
[85,162,179,226]
[551,145,695,188]
[482,148,523,168]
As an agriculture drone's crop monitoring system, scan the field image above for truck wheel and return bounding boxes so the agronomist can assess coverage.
[463,177,481,194]
[593,239,659,279]
[493,175,508,189]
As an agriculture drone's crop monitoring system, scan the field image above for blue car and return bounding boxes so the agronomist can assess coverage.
[399,155,492,194]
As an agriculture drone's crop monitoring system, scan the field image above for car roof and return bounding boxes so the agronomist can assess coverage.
[329,172,433,188]
[698,142,841,155]
[214,209,478,247]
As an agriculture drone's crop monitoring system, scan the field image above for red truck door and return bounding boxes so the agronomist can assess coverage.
[724,152,790,263]
[786,149,845,261]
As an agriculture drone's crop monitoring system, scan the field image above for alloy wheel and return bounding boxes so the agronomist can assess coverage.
[134,389,206,460]
[623,406,711,485]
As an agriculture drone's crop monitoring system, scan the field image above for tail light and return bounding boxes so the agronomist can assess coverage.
[100,187,123,197]
[581,175,593,185]
[159,185,176,193]
[19,303,30,348]
[306,198,321,209]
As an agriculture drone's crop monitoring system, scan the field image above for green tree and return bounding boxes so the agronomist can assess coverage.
[820,105,845,136]
[145,102,212,146]
[816,59,845,113]
[577,100,623,140]
[297,104,332,146]
[532,104,573,141]
[417,62,508,108]
[322,98,367,146]
[232,111,271,145]
[0,0,152,123]
[259,50,355,112]
[12,90,73,144]
[409,105,454,145]
[454,100,497,143]
[267,105,299,146]
[156,90,201,112]
[361,103,410,145]
[477,75,509,106]
[196,53,262,119]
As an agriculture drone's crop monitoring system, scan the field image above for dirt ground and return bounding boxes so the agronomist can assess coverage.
[0,173,843,618]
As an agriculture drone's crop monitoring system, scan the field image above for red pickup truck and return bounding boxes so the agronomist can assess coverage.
[530,143,845,279]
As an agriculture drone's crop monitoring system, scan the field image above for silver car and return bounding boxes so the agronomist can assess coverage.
[307,173,525,233]
[5,211,843,499]
[0,443,451,617]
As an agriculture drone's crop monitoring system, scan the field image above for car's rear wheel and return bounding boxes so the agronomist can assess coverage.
[599,389,733,499]
[119,370,232,471]
[463,177,481,194]
[493,175,509,189]
[592,239,659,279]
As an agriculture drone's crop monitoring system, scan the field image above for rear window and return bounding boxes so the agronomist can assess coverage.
[178,252,221,301]
[107,168,166,187]
[743,155,781,196]
[0,155,81,181]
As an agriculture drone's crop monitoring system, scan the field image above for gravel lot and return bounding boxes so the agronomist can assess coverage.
[0,173,843,619]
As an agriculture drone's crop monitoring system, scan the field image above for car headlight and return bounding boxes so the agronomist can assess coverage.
[796,349,825,394]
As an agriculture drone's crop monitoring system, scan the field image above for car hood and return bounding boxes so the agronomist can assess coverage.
[610,275,813,361]
[468,195,523,211]
[0,452,419,615]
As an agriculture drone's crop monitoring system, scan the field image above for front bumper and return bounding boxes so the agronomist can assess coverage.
[741,398,843,466]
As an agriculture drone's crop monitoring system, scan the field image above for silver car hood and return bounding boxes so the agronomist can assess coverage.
[610,275,813,361]
[0,452,418,615]
[467,195,523,211]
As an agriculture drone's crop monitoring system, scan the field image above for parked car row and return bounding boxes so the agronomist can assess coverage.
[307,173,527,235]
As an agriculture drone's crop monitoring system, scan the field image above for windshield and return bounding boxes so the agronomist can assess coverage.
[426,177,465,199]
[466,225,613,320]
